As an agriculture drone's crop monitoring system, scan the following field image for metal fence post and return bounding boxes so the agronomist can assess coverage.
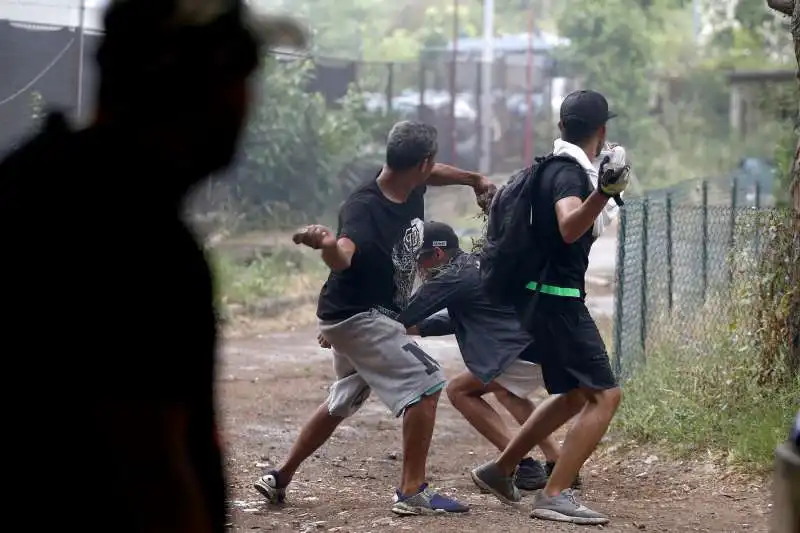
[701,180,709,302]
[666,193,673,314]
[613,206,627,377]
[728,177,738,288]
[640,197,649,358]
[386,62,394,112]
[754,181,761,209]
[448,58,458,164]
[475,62,483,172]
[754,181,762,252]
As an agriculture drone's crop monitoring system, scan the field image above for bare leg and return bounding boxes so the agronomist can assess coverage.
[400,391,441,495]
[496,391,587,476]
[543,387,621,496]
[446,372,514,451]
[275,401,344,483]
[493,390,562,463]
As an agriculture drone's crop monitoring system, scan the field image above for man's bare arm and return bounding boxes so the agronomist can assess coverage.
[321,237,356,272]
[427,163,482,187]
[555,192,610,244]
[293,225,356,272]
[427,163,497,210]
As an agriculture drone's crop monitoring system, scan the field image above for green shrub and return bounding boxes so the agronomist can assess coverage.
[614,209,799,470]
[216,58,383,229]
[210,248,327,308]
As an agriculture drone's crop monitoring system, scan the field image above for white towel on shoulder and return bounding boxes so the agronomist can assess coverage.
[552,138,620,237]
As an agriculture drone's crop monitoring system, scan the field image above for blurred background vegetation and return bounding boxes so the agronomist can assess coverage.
[185,0,796,233]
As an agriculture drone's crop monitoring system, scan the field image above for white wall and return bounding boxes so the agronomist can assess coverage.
[0,0,108,30]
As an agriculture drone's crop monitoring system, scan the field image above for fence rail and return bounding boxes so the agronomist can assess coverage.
[613,176,774,374]
[0,20,560,174]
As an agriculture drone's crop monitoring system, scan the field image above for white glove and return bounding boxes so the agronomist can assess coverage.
[596,144,631,201]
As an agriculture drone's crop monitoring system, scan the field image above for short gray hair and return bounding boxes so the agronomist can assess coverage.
[385,121,438,171]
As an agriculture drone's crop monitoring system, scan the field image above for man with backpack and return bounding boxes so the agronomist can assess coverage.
[395,221,581,492]
[471,90,630,525]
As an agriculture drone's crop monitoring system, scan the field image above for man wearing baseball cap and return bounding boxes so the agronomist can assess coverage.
[0,1,306,531]
[396,221,581,492]
[470,90,629,525]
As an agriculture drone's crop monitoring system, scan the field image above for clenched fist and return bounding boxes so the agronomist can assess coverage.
[292,224,337,250]
[317,333,331,349]
[597,145,630,201]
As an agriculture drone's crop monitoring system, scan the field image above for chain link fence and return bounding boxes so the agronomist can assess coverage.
[612,174,777,376]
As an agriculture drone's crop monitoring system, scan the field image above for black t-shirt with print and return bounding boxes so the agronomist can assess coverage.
[529,161,595,293]
[317,176,426,321]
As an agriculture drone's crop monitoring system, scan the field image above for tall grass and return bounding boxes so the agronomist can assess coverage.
[209,248,327,308]
[613,209,799,471]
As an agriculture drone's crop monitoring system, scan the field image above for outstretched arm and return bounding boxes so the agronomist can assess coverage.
[766,0,793,16]
[410,310,456,337]
[398,270,463,329]
[427,163,497,211]
[427,163,483,187]
[292,199,370,272]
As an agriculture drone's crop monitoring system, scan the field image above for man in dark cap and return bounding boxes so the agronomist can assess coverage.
[470,90,629,525]
[396,221,580,492]
[0,1,306,531]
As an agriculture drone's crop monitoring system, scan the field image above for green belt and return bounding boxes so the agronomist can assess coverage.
[525,282,582,298]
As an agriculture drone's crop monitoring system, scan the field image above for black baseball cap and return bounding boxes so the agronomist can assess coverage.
[416,221,460,259]
[559,90,617,129]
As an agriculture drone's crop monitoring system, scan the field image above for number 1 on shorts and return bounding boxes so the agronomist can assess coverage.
[402,342,440,375]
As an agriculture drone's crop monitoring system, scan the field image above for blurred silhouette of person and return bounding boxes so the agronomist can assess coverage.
[0,1,306,532]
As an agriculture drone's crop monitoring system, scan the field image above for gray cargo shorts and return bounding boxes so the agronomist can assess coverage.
[319,309,446,418]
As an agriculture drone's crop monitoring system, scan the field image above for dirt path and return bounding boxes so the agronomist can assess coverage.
[219,329,771,532]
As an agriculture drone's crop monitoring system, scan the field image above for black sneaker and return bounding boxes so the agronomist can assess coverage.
[514,458,548,491]
[545,461,582,489]
[254,470,287,504]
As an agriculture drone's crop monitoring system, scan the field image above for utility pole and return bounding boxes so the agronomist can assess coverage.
[450,0,459,164]
[76,0,86,121]
[524,5,534,166]
[479,0,494,174]
[692,0,701,43]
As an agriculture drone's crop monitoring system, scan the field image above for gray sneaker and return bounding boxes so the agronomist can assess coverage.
[469,461,521,505]
[530,489,609,525]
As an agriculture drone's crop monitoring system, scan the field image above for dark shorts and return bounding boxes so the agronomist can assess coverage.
[520,295,617,394]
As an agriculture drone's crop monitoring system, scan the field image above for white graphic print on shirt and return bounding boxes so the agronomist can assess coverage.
[391,217,424,311]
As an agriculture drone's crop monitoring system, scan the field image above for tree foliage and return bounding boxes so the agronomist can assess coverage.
[554,0,653,147]
[255,0,559,62]
[551,0,795,187]
[226,58,379,227]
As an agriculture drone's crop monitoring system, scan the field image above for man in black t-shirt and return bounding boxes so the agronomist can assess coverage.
[254,121,496,516]
[470,91,630,525]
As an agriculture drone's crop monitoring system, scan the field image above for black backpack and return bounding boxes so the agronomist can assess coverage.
[478,154,584,307]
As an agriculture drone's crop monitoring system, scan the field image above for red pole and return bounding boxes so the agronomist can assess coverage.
[450,0,459,164]
[524,7,534,165]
